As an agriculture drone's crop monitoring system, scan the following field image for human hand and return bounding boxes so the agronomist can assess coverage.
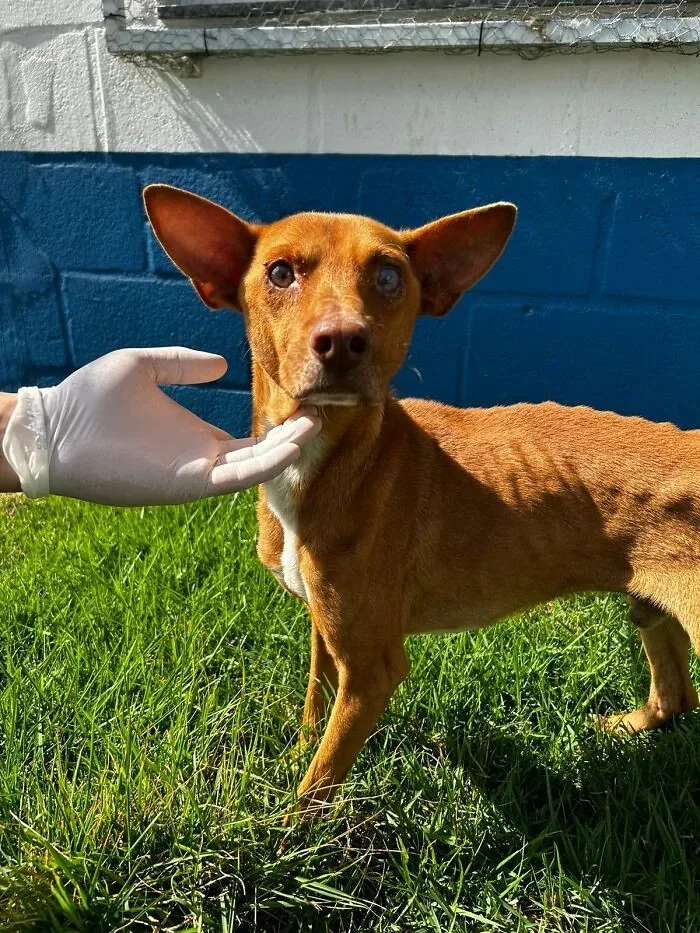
[2,347,320,506]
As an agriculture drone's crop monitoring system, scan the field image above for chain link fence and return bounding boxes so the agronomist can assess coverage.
[103,0,700,61]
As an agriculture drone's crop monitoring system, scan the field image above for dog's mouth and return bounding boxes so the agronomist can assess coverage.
[280,357,383,409]
[288,374,380,408]
[296,392,363,407]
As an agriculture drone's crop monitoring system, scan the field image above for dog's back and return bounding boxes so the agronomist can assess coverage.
[399,398,700,645]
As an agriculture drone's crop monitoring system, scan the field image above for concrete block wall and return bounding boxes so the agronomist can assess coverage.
[3,151,700,433]
[3,1,700,432]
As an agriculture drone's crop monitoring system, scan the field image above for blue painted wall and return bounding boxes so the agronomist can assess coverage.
[2,152,700,435]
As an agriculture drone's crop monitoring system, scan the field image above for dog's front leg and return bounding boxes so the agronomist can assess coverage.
[293,636,408,819]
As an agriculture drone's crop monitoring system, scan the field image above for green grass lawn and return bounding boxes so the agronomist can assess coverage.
[0,493,698,932]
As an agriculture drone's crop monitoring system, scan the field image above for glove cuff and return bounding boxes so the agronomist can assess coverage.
[2,387,50,498]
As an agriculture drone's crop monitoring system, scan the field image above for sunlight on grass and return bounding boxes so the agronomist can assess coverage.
[0,494,698,931]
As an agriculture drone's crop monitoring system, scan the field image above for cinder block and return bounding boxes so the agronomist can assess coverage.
[463,299,700,428]
[25,163,146,272]
[0,32,100,152]
[273,157,363,215]
[358,157,605,297]
[393,311,466,405]
[0,204,54,293]
[0,204,68,369]
[10,152,700,437]
[0,219,8,283]
[0,287,23,390]
[165,387,252,438]
[137,162,291,224]
[17,286,68,370]
[603,164,700,302]
[0,154,29,216]
[481,159,604,297]
[62,274,250,389]
[358,164,477,230]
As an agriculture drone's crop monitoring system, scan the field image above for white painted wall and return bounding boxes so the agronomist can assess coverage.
[2,0,699,156]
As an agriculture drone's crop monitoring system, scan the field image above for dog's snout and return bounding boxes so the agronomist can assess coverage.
[310,317,370,370]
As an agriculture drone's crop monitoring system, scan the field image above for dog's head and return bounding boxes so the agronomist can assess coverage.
[143,186,516,407]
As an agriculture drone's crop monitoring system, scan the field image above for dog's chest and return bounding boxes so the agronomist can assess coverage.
[264,469,308,601]
[263,434,325,603]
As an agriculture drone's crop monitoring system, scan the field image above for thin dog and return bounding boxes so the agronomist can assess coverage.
[144,185,699,818]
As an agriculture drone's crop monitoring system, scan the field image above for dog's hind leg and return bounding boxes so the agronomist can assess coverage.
[600,597,698,734]
[299,623,338,749]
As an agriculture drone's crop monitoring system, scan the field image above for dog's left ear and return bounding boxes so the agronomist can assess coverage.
[405,202,517,317]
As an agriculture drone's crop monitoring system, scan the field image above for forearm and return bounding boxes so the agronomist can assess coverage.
[0,393,21,493]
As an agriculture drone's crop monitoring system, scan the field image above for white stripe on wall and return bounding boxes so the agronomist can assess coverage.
[2,0,700,157]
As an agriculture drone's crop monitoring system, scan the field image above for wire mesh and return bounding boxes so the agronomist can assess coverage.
[103,0,700,60]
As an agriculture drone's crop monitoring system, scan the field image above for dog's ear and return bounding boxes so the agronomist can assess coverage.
[143,184,258,311]
[405,203,516,317]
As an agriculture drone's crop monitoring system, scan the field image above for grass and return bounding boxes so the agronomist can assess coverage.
[0,492,698,932]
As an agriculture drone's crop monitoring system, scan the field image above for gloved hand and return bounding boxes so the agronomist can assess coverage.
[2,347,320,506]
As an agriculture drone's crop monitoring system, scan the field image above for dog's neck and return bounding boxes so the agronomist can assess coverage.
[252,361,387,499]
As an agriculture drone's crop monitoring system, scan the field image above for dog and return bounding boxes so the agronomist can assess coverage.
[143,184,699,819]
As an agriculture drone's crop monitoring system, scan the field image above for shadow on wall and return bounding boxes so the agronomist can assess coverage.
[142,67,265,154]
[3,152,700,431]
[0,193,68,388]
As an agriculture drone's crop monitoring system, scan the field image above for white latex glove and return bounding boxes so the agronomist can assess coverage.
[2,347,320,506]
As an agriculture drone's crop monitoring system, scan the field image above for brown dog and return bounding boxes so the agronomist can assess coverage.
[144,185,699,818]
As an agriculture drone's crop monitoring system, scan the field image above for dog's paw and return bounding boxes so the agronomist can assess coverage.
[588,711,639,737]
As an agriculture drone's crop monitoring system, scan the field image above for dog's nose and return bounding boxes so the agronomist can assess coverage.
[310,317,370,369]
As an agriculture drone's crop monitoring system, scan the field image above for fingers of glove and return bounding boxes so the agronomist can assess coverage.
[217,420,318,466]
[276,409,321,444]
[219,410,321,456]
[207,441,302,493]
[138,347,229,386]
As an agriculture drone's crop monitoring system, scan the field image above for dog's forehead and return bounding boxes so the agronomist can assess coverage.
[259,212,402,258]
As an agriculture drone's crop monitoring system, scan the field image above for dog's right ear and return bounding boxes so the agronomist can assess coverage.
[143,185,258,311]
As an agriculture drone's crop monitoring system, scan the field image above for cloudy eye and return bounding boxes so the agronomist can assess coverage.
[268,261,295,289]
[377,263,402,296]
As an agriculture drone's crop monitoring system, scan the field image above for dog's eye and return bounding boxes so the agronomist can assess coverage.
[376,264,402,295]
[268,261,295,289]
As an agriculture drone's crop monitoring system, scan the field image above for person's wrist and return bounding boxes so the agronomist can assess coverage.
[0,393,21,492]
[1,387,51,498]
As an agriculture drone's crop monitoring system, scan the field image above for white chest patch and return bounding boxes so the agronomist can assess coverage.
[263,433,326,602]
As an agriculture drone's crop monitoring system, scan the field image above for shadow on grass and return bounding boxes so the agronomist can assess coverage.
[442,709,700,932]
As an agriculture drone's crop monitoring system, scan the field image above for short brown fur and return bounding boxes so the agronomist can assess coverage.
[143,185,699,818]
